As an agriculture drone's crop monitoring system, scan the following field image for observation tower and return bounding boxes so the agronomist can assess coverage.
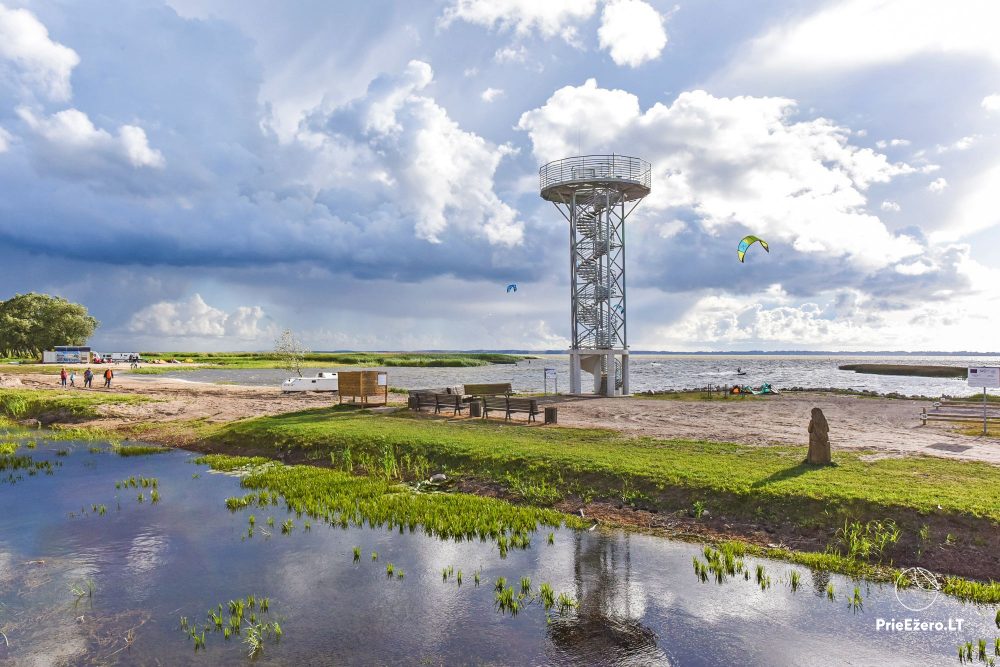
[539,154,651,396]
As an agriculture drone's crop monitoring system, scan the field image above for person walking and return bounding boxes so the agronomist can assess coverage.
[69,370,76,387]
[84,367,93,388]
[103,367,113,388]
[60,367,68,388]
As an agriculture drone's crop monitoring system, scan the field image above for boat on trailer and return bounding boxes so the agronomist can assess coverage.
[281,372,338,393]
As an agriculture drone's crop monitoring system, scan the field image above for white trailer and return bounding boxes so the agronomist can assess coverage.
[109,352,140,362]
[281,372,339,393]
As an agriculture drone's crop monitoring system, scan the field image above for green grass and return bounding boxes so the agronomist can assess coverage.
[132,351,528,370]
[0,388,151,421]
[196,454,583,553]
[114,444,171,457]
[207,407,1000,524]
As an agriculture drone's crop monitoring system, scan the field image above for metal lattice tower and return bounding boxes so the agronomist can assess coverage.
[540,155,651,396]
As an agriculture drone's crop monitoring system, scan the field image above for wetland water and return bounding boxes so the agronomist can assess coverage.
[1,437,995,666]
[145,354,1000,397]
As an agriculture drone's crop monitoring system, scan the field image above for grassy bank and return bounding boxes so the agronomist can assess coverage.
[0,388,151,422]
[136,351,528,369]
[195,407,1000,592]
[838,363,967,379]
[205,408,1000,521]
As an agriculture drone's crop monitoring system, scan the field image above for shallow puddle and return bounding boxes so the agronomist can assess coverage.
[0,435,994,665]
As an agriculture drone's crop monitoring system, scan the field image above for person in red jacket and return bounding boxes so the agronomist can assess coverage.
[59,367,68,388]
[103,367,113,388]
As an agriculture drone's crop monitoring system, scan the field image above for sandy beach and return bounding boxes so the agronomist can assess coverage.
[6,372,996,465]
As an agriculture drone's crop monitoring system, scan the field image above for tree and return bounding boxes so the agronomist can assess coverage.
[273,328,305,378]
[0,293,99,358]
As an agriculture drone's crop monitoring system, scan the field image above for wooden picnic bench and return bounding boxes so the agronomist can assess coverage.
[482,396,540,422]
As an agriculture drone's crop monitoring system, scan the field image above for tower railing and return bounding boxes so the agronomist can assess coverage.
[539,155,651,194]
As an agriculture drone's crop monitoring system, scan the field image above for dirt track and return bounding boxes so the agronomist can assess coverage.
[7,373,998,464]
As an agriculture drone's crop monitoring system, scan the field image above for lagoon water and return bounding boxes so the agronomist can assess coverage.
[148,354,999,397]
[1,437,994,665]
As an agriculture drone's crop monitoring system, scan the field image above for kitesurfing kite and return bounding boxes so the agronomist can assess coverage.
[737,235,769,263]
[506,283,517,293]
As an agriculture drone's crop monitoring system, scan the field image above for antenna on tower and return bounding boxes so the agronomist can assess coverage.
[539,154,651,396]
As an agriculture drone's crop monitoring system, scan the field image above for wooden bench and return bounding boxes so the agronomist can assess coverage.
[483,396,540,422]
[409,388,464,415]
[433,393,464,416]
[463,383,512,400]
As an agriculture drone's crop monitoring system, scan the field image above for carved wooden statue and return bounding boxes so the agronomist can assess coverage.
[806,407,831,465]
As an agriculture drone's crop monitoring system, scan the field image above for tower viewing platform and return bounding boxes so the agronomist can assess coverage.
[539,154,651,203]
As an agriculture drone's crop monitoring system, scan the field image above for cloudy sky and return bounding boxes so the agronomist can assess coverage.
[1,0,998,352]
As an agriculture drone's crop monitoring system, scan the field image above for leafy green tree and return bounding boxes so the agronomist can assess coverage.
[0,293,99,358]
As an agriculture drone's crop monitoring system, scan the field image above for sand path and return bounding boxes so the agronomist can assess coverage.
[551,392,1000,464]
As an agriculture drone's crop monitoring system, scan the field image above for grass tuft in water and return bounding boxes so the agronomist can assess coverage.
[115,444,171,457]
[70,579,95,599]
[849,586,863,612]
[539,583,555,610]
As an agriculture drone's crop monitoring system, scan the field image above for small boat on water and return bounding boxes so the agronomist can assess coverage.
[282,372,338,393]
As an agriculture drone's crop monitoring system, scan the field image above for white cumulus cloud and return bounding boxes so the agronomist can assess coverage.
[598,0,668,68]
[0,4,79,102]
[17,107,165,170]
[880,200,901,212]
[493,45,528,63]
[481,87,504,102]
[129,294,266,339]
[928,177,948,193]
[0,126,10,152]
[982,94,1000,112]
[518,80,919,269]
[441,0,597,40]
[299,60,523,246]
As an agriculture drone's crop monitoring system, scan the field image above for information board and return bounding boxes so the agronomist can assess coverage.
[968,367,1000,388]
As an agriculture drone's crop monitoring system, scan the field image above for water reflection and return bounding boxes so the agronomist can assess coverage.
[547,532,667,665]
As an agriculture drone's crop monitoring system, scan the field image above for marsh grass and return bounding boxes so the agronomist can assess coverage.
[129,351,526,370]
[115,445,171,457]
[70,579,95,599]
[197,455,582,555]
[849,586,863,612]
[0,388,151,421]
[835,519,900,563]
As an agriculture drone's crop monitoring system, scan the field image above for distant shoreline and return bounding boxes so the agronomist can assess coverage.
[308,349,1000,357]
